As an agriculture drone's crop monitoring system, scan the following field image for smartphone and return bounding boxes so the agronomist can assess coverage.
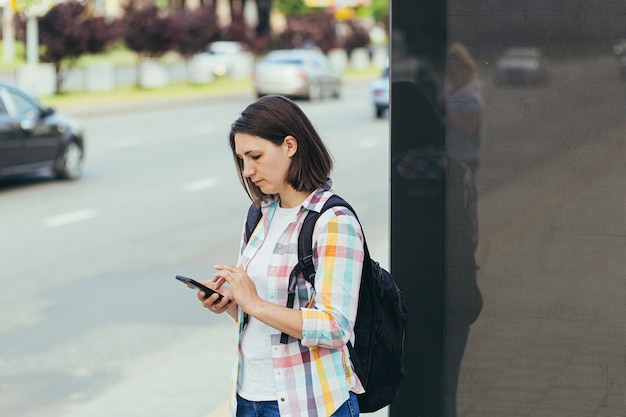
[175,275,225,303]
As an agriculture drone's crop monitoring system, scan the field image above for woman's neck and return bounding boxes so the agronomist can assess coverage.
[278,189,310,208]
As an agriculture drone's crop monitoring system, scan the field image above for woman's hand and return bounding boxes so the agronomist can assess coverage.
[213,264,261,314]
[214,264,304,339]
[194,279,235,317]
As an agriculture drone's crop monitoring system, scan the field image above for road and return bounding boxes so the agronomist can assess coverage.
[0,81,390,417]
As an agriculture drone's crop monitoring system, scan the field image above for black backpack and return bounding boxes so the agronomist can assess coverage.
[245,195,407,413]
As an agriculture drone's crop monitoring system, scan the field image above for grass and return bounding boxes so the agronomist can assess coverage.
[42,77,254,109]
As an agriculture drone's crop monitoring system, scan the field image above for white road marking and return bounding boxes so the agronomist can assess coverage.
[183,177,220,192]
[43,209,96,227]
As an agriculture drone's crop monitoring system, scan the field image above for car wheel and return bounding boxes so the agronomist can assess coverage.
[55,140,84,180]
[307,83,321,101]
[331,83,341,99]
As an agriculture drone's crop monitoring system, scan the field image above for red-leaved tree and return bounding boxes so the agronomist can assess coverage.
[38,0,120,94]
[122,1,178,58]
[171,6,219,59]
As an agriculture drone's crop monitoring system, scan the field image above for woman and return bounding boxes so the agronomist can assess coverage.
[196,95,364,417]
[443,42,484,173]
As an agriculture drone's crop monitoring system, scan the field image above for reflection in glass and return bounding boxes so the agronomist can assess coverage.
[390,1,626,415]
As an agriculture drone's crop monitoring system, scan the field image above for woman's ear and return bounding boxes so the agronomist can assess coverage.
[283,135,298,158]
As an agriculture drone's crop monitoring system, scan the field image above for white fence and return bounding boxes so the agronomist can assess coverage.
[0,47,387,97]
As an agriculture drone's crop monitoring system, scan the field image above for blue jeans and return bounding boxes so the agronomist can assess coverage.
[236,392,359,417]
[331,392,360,417]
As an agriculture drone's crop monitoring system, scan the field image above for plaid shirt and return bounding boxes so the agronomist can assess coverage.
[229,180,365,417]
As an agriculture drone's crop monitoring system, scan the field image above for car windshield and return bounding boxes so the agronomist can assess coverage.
[266,58,305,65]
[208,42,241,54]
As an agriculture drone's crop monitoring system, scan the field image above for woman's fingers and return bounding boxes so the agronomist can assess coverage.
[199,290,231,313]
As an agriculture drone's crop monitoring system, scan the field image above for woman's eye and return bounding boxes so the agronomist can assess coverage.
[251,155,261,161]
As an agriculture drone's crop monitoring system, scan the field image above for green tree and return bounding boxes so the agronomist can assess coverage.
[362,0,389,23]
[275,0,312,17]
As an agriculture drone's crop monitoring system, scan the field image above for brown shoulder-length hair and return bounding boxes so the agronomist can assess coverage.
[229,95,333,205]
[446,42,478,82]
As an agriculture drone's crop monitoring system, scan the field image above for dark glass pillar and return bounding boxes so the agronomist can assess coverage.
[390,1,626,416]
[389,1,449,416]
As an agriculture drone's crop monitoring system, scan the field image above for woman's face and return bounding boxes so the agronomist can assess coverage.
[234,133,297,196]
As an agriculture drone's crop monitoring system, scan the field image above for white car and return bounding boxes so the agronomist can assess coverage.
[204,41,251,77]
[370,65,389,118]
[253,49,342,101]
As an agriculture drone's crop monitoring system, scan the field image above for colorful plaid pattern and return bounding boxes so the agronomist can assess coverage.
[229,179,365,417]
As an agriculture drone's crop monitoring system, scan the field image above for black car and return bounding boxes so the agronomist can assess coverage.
[0,82,85,180]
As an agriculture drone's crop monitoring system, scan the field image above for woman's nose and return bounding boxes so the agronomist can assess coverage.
[242,161,254,177]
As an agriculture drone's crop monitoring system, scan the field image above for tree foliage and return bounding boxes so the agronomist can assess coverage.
[225,8,248,44]
[39,1,87,63]
[122,1,178,58]
[357,0,389,23]
[275,0,312,17]
[38,0,120,93]
[272,10,337,53]
[171,6,219,58]
[16,0,379,95]
[253,0,272,52]
[342,19,371,54]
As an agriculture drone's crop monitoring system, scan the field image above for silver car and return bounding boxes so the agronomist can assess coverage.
[253,49,342,100]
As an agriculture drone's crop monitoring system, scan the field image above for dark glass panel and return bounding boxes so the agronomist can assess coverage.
[390,1,626,416]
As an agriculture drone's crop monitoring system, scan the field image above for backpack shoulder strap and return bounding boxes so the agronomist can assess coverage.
[298,194,363,287]
[244,204,262,244]
[280,195,353,344]
[292,194,372,355]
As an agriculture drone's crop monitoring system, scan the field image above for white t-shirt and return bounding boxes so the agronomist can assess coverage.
[238,204,300,401]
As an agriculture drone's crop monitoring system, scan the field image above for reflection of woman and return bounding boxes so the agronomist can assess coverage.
[391,80,481,417]
[444,42,484,172]
[195,95,364,417]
